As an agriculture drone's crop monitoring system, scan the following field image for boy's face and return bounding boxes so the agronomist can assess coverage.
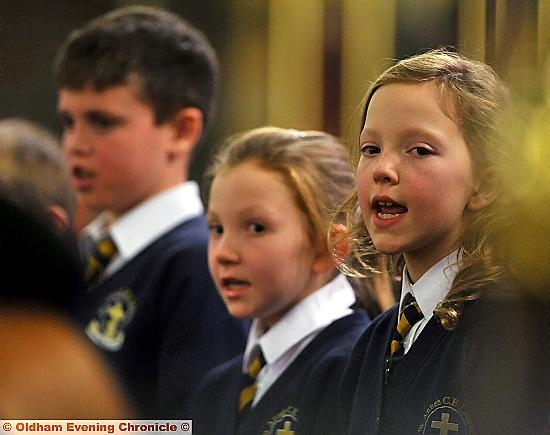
[207,161,324,330]
[356,82,478,281]
[58,83,178,218]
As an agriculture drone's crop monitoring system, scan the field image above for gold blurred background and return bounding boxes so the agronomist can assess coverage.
[1,0,548,177]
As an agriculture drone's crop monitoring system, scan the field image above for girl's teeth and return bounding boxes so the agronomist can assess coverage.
[377,212,398,219]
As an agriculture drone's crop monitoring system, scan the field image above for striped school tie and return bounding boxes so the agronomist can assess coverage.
[238,346,266,417]
[84,235,117,289]
[390,292,423,357]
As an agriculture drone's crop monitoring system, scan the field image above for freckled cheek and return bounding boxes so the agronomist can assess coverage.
[401,166,428,186]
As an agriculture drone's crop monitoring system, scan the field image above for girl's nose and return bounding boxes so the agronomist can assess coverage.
[212,234,240,265]
[372,153,398,184]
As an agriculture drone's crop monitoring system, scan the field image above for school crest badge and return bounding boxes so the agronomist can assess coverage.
[262,406,298,435]
[86,288,136,351]
[418,396,471,434]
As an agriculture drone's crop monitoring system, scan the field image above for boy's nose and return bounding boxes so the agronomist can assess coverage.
[64,126,93,156]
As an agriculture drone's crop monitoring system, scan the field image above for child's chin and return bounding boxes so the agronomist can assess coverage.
[226,304,253,320]
[371,240,401,256]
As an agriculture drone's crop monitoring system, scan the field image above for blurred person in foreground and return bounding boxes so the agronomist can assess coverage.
[0,119,131,417]
[0,117,79,306]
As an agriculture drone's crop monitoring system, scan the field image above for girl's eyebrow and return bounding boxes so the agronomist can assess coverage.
[359,127,380,143]
[361,125,445,144]
[206,210,217,219]
[401,126,450,147]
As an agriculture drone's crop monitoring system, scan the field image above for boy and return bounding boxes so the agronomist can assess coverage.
[53,6,247,418]
[0,117,75,232]
[0,117,79,310]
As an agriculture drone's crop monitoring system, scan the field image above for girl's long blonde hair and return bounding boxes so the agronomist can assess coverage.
[335,48,513,329]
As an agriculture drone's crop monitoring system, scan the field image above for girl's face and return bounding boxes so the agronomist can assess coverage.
[357,82,479,282]
[207,161,327,329]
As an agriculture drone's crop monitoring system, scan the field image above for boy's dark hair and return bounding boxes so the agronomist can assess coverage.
[53,6,218,127]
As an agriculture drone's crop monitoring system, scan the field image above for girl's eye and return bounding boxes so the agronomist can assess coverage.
[248,222,266,234]
[360,144,380,156]
[410,146,433,157]
[208,224,223,235]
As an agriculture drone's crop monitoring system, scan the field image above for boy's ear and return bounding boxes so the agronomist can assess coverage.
[168,107,203,157]
[312,224,350,273]
[467,169,500,211]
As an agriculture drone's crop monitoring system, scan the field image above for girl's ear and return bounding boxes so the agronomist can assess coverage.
[313,224,350,274]
[467,169,500,211]
[168,107,203,158]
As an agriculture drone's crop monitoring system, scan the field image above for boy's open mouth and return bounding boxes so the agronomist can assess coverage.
[222,278,250,288]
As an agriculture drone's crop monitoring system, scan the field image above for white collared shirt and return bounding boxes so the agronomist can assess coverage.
[82,182,204,276]
[243,273,355,406]
[399,250,460,354]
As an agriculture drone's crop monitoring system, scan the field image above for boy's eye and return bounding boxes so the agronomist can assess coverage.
[59,113,74,131]
[87,112,121,130]
[248,222,266,234]
[360,144,380,156]
[208,224,223,235]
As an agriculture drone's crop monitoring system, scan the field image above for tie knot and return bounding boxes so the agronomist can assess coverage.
[246,346,266,379]
[398,293,423,330]
[390,293,424,357]
[96,236,117,259]
[238,346,266,415]
[84,235,118,287]
[401,291,416,310]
